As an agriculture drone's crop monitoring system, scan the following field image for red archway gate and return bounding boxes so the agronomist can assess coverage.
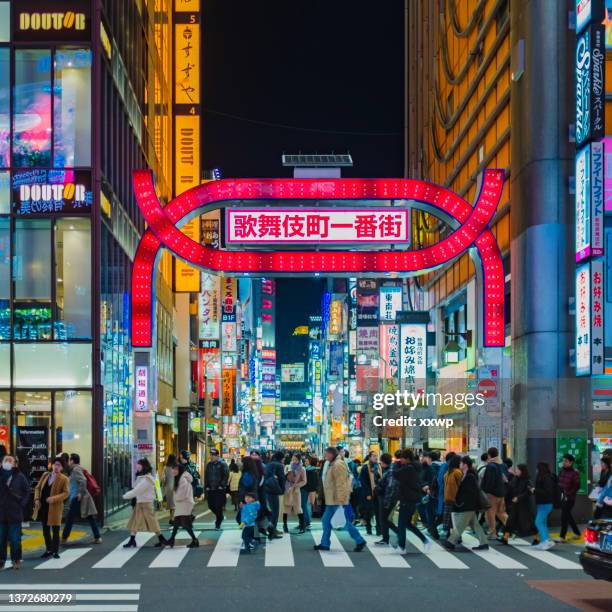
[131,169,505,348]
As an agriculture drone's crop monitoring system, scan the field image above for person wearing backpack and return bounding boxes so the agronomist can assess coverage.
[480,447,508,539]
[263,451,285,536]
[61,453,101,545]
[532,462,556,550]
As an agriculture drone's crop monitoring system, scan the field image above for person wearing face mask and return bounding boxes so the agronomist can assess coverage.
[0,455,31,569]
[122,458,169,548]
[33,458,70,560]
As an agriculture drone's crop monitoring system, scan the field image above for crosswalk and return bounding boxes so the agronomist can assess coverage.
[13,527,583,572]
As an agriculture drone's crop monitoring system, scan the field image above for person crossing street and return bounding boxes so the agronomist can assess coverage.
[204,449,229,530]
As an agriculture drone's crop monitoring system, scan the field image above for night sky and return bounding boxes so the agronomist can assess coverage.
[202,0,405,360]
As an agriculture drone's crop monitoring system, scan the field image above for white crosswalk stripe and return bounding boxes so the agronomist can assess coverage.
[207,529,243,567]
[36,547,92,570]
[148,532,202,568]
[265,533,295,567]
[93,534,153,569]
[459,533,527,569]
[404,532,469,569]
[509,538,583,569]
[312,530,353,567]
[363,535,410,568]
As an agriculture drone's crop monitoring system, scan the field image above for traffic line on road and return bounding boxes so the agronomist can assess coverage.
[313,531,353,567]
[0,607,137,612]
[363,535,410,568]
[149,532,202,568]
[404,532,468,569]
[207,529,243,567]
[509,538,582,569]
[93,534,153,569]
[459,534,527,569]
[0,585,141,590]
[35,547,92,570]
[265,532,295,567]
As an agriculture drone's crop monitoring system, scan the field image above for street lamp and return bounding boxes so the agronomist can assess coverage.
[443,331,472,365]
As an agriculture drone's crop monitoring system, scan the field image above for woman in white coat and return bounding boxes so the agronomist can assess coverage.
[167,464,199,548]
[122,458,169,548]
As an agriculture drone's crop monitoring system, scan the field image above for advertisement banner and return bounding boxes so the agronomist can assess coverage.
[261,279,275,348]
[329,299,342,335]
[576,23,605,146]
[379,286,402,321]
[16,426,48,488]
[221,321,237,352]
[379,323,399,380]
[221,369,236,416]
[348,411,362,437]
[356,364,378,393]
[576,142,604,262]
[591,140,604,257]
[135,366,149,413]
[556,429,588,494]
[281,363,305,383]
[357,326,379,352]
[399,323,427,389]
[221,278,237,322]
[603,136,612,212]
[591,258,604,375]
[199,344,220,400]
[225,208,409,244]
[575,259,604,376]
[198,273,220,339]
[576,0,606,34]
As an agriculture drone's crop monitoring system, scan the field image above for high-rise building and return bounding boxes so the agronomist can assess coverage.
[0,0,182,518]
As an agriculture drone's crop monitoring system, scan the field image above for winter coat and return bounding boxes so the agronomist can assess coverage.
[33,472,70,527]
[205,460,228,491]
[420,462,435,488]
[69,464,97,518]
[558,467,580,502]
[304,465,319,493]
[0,468,31,523]
[506,476,536,536]
[535,473,555,505]
[322,456,352,506]
[238,471,259,502]
[283,466,306,514]
[393,462,422,504]
[481,457,507,497]
[162,466,175,508]
[228,471,240,492]
[382,463,401,509]
[122,474,157,504]
[174,472,195,517]
[264,460,286,495]
[359,461,382,511]
[453,470,480,512]
[444,468,463,503]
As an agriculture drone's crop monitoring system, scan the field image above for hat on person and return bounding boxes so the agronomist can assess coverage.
[210,448,219,456]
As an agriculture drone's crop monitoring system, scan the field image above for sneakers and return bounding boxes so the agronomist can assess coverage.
[487,533,498,541]
[422,539,433,553]
[313,544,330,551]
[374,539,389,546]
[90,538,102,545]
[394,546,408,555]
[535,539,555,550]
[553,537,566,544]
[354,541,366,552]
[52,553,60,559]
[472,544,489,551]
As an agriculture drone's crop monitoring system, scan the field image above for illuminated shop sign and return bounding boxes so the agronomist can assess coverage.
[399,324,426,391]
[576,145,591,261]
[329,299,342,335]
[14,2,91,42]
[576,0,606,34]
[281,363,305,383]
[576,259,605,376]
[198,273,220,340]
[135,366,149,413]
[226,208,409,244]
[576,23,605,146]
[379,324,399,380]
[379,285,402,320]
[13,169,92,215]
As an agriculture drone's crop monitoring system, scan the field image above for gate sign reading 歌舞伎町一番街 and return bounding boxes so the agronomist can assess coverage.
[130,170,506,348]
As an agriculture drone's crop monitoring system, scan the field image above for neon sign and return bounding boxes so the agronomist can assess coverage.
[131,170,505,347]
[14,2,91,42]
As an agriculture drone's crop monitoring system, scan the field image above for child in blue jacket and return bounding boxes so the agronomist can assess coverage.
[240,493,260,554]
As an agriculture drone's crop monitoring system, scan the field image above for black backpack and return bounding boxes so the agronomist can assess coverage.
[305,468,319,493]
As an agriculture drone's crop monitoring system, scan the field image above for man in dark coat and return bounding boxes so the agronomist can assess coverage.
[556,453,581,542]
[204,449,229,529]
[0,455,31,569]
[263,451,286,535]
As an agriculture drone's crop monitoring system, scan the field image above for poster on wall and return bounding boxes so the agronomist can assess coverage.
[556,429,588,494]
[16,426,48,487]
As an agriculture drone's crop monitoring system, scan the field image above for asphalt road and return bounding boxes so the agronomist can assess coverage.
[1,515,609,612]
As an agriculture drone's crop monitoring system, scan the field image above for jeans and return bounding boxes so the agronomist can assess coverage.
[207,490,226,527]
[242,525,255,551]
[300,488,311,525]
[319,505,365,548]
[560,498,580,538]
[535,503,553,542]
[43,524,60,554]
[267,494,280,528]
[377,497,398,543]
[62,498,100,540]
[397,502,427,549]
[0,522,21,562]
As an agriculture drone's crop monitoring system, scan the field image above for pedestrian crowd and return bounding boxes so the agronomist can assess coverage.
[1,443,611,566]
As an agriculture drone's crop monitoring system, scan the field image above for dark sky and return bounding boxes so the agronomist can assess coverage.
[202,0,405,361]
[202,0,405,178]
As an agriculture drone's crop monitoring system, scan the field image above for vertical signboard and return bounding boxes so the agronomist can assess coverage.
[591,258,604,375]
[135,366,149,413]
[379,323,399,380]
[591,140,604,256]
[199,273,220,340]
[329,299,342,335]
[576,23,605,147]
[576,0,606,35]
[379,286,402,321]
[576,260,605,376]
[399,324,427,392]
[261,279,275,348]
[221,368,236,416]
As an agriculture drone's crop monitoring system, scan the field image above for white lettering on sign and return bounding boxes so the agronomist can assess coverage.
[135,366,149,413]
[19,12,86,32]
[226,208,410,244]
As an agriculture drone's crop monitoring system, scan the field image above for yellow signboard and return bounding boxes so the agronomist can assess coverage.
[175,0,201,12]
[174,114,200,193]
[175,23,200,105]
[174,217,200,292]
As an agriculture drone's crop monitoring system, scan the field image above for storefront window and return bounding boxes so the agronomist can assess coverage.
[0,217,9,339]
[55,218,91,339]
[0,391,8,454]
[14,391,51,489]
[0,171,9,214]
[0,344,8,386]
[55,390,92,470]
[53,49,92,168]
[0,49,9,167]
[0,4,9,43]
[14,218,51,299]
[13,50,52,168]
